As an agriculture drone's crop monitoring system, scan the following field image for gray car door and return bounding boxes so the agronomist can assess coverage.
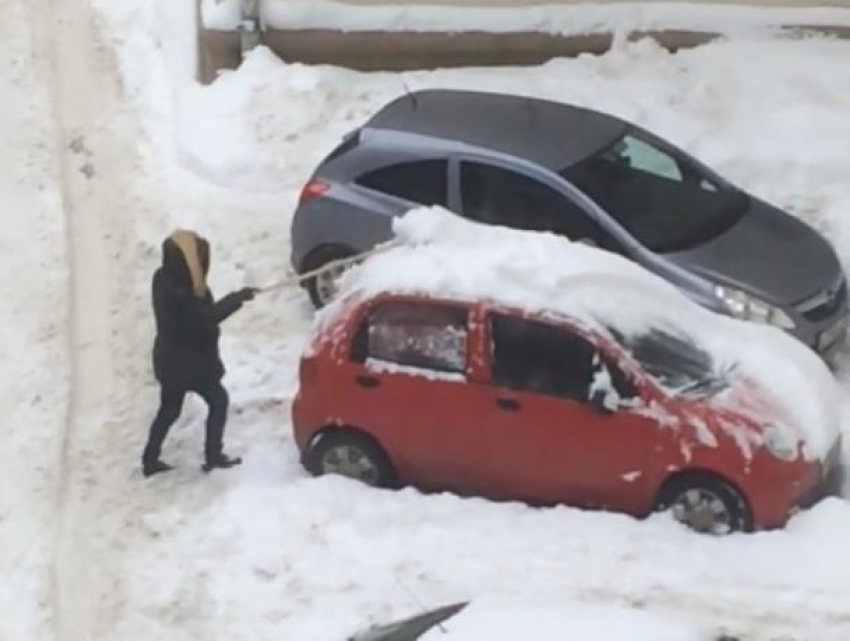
[452,155,623,252]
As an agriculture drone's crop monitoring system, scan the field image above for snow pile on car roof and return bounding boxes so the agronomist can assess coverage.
[332,206,841,461]
[420,597,713,641]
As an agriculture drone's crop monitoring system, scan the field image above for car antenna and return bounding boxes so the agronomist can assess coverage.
[399,73,419,109]
[394,576,449,634]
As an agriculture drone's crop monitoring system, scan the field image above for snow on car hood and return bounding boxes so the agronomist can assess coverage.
[419,598,712,641]
[331,206,841,461]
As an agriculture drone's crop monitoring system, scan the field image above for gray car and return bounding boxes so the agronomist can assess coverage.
[290,89,848,357]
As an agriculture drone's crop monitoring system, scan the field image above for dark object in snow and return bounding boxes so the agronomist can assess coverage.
[68,133,87,155]
[141,230,255,475]
[79,161,95,179]
[289,89,847,362]
[349,603,466,640]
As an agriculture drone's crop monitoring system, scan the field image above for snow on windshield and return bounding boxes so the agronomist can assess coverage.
[332,206,841,461]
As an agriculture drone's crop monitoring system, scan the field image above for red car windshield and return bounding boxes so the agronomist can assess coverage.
[607,325,732,397]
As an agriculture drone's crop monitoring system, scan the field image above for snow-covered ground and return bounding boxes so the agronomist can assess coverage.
[420,597,717,640]
[5,1,850,639]
[0,3,67,639]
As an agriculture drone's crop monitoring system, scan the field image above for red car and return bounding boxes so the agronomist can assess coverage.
[292,290,843,534]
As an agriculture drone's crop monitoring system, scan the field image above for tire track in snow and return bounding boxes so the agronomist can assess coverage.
[42,5,114,639]
[0,1,74,638]
[38,1,148,639]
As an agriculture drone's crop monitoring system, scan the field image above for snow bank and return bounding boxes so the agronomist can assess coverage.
[203,0,850,34]
[174,46,385,190]
[331,206,841,461]
[119,467,850,640]
[203,0,242,31]
[422,597,712,641]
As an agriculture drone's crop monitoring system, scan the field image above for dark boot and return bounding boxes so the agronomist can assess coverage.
[201,454,242,473]
[198,382,234,473]
[143,458,174,477]
[142,385,185,478]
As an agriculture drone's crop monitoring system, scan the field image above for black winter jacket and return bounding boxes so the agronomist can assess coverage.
[151,236,245,390]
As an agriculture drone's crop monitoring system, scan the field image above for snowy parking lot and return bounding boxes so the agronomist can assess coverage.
[4,1,850,640]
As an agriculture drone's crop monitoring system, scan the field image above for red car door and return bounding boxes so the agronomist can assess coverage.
[334,297,485,493]
[474,311,657,514]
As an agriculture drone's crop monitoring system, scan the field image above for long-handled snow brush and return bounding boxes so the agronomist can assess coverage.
[253,238,404,294]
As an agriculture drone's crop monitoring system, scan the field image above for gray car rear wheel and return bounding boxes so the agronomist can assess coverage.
[302,245,356,308]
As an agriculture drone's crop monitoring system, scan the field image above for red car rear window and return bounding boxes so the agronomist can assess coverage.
[351,301,468,373]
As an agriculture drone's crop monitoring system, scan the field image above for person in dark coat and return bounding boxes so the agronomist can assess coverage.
[142,229,256,477]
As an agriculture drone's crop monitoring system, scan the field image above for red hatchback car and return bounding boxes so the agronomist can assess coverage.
[292,291,842,534]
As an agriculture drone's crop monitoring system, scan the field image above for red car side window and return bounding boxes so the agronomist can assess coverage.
[351,301,468,374]
[490,313,598,402]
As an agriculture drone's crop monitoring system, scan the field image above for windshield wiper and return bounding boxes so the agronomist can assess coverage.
[677,362,737,397]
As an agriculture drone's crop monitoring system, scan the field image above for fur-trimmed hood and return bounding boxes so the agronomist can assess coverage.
[162,230,210,297]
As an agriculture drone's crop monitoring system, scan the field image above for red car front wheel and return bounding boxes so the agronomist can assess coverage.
[656,472,753,535]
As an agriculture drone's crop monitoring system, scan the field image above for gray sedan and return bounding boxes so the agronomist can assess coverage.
[290,89,848,358]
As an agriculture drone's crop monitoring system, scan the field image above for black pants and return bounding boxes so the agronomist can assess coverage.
[143,381,229,465]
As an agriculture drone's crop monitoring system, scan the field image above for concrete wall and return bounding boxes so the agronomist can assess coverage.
[198,1,850,82]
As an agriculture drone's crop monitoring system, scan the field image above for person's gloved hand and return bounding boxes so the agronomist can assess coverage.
[237,287,258,303]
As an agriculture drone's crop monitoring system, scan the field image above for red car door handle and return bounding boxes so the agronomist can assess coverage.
[496,397,521,411]
[355,374,380,388]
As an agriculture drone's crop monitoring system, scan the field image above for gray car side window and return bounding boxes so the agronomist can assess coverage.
[357,159,448,207]
[459,161,618,250]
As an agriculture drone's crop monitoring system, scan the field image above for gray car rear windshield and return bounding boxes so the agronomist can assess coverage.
[561,130,749,253]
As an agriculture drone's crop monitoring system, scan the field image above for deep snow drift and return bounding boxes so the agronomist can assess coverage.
[5,1,850,639]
